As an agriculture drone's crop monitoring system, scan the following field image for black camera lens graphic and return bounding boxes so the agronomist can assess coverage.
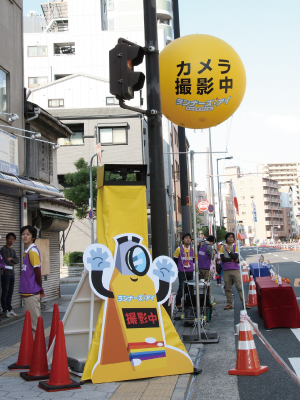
[126,245,150,276]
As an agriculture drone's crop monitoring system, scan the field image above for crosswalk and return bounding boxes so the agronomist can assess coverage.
[290,329,300,377]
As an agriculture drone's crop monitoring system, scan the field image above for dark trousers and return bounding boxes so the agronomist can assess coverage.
[1,275,15,312]
[176,271,194,306]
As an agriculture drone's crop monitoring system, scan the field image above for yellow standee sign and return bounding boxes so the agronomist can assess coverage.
[160,34,246,129]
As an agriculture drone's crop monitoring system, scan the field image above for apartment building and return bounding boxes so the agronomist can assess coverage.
[280,189,299,238]
[224,166,285,242]
[24,0,179,255]
[258,163,300,226]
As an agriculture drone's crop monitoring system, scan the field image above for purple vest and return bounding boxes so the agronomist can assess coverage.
[198,243,211,270]
[177,245,194,272]
[19,246,42,294]
[0,253,5,270]
[222,244,239,271]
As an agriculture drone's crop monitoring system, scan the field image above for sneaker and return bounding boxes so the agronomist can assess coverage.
[10,310,18,317]
[5,311,13,318]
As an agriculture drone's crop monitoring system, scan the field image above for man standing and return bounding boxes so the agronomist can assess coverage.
[198,235,215,281]
[1,233,19,318]
[173,233,194,309]
[20,225,44,337]
[220,232,250,310]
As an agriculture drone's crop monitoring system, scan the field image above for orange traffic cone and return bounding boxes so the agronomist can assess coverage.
[48,303,60,351]
[242,263,249,283]
[8,310,33,370]
[39,321,81,392]
[248,276,258,307]
[229,310,268,375]
[20,316,50,381]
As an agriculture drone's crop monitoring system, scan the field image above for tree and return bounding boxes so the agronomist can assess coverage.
[64,158,97,219]
[201,225,227,242]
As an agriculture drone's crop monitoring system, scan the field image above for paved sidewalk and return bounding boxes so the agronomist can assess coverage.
[0,281,238,400]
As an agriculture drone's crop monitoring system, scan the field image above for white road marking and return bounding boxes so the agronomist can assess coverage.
[290,330,300,377]
[274,255,278,257]
[294,261,300,264]
[282,257,288,260]
[288,358,300,378]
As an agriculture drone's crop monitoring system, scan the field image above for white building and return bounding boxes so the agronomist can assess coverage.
[24,0,178,256]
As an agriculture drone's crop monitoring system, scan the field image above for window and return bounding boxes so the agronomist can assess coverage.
[48,99,64,108]
[0,67,9,116]
[28,76,48,88]
[242,212,246,215]
[241,196,245,199]
[250,188,254,191]
[106,97,118,105]
[250,180,254,183]
[177,196,181,214]
[240,181,244,184]
[58,123,84,146]
[54,42,75,55]
[27,46,48,57]
[240,188,245,192]
[99,127,127,145]
[240,204,246,207]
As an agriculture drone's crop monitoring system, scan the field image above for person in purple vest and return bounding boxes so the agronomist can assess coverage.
[220,232,250,310]
[19,225,44,337]
[173,233,194,309]
[198,235,215,281]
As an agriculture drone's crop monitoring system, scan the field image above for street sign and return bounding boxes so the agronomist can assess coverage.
[208,204,214,213]
[88,210,93,220]
[196,199,209,213]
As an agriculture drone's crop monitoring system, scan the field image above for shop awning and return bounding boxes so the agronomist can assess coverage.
[40,210,74,221]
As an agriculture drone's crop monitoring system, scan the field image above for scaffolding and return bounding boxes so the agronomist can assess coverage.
[40,1,68,33]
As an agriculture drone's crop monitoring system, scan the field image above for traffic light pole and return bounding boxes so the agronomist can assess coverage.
[143,2,169,259]
[173,0,191,236]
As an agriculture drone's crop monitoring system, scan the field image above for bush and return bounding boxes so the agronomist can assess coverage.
[63,251,83,266]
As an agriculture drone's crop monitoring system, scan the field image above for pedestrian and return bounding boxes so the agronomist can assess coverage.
[1,233,19,318]
[198,235,215,281]
[220,232,250,310]
[19,225,44,337]
[173,233,194,310]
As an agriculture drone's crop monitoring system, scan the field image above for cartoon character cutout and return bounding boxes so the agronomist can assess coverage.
[83,233,193,383]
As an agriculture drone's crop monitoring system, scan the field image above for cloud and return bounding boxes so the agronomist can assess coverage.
[264,115,300,133]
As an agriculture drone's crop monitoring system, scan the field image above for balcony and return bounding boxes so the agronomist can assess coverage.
[157,0,173,20]
[266,230,286,237]
[263,189,279,195]
[264,205,282,211]
[264,197,281,203]
[262,181,280,189]
[157,23,173,43]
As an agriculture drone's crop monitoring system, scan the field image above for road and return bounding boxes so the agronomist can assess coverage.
[236,246,300,400]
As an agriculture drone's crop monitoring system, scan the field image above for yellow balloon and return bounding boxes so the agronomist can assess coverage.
[159,34,246,129]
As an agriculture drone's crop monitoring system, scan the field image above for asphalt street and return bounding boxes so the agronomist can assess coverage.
[236,246,300,400]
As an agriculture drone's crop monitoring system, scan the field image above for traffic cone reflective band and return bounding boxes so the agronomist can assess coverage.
[20,316,50,381]
[242,264,249,283]
[248,276,257,307]
[229,311,268,376]
[8,310,33,370]
[39,321,81,392]
[48,303,60,351]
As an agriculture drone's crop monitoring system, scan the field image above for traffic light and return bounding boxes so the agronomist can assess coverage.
[109,43,145,100]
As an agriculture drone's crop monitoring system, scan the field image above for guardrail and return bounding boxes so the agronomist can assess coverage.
[258,243,300,251]
[60,264,84,278]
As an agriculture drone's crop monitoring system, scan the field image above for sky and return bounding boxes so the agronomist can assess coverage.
[23,0,300,192]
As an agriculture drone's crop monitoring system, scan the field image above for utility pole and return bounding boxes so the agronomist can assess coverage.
[143,0,170,316]
[143,2,169,259]
[208,129,217,239]
[173,0,190,235]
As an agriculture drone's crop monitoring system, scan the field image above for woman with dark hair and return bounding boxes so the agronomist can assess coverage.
[19,225,44,337]
[220,232,250,310]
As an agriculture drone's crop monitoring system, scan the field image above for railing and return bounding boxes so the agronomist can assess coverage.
[264,197,281,203]
[60,264,84,278]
